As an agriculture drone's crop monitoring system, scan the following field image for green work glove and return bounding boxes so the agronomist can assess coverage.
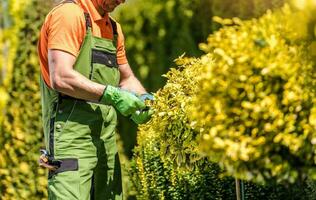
[131,108,154,124]
[100,85,146,116]
[139,93,155,101]
[130,93,154,124]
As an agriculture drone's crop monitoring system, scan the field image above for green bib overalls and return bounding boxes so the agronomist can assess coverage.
[40,1,122,199]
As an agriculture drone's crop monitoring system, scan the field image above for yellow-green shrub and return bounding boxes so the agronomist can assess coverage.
[190,5,316,184]
[137,56,202,164]
[0,0,29,123]
[132,56,240,199]
[132,53,316,199]
[114,1,287,162]
[0,0,52,199]
[130,3,316,198]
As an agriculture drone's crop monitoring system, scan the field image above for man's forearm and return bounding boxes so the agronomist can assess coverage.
[118,63,147,95]
[51,68,106,102]
[119,75,147,95]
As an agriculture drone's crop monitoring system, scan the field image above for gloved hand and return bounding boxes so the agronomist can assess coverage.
[100,85,146,116]
[130,93,154,124]
[131,108,154,124]
[139,93,154,101]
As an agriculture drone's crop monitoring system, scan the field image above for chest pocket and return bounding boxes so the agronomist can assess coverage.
[90,46,120,87]
[61,1,121,87]
[84,13,120,87]
[92,49,117,67]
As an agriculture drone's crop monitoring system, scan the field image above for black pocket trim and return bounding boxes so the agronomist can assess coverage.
[92,49,117,68]
[49,158,79,178]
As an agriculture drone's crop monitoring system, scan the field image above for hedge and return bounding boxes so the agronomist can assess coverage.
[114,0,286,164]
[131,4,316,199]
[0,0,52,199]
[192,4,316,184]
[0,0,30,123]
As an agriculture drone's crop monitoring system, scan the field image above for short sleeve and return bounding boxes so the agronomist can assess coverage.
[47,4,85,57]
[116,23,128,65]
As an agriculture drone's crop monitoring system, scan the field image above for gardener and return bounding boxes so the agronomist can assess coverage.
[37,0,153,199]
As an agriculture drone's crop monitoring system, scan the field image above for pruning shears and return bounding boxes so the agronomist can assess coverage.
[39,149,62,171]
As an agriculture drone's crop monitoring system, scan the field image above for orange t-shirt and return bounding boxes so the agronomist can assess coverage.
[37,0,127,87]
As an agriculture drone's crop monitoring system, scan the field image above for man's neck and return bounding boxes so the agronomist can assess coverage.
[91,0,106,17]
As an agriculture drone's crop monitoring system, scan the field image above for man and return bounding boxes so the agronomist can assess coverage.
[37,0,153,199]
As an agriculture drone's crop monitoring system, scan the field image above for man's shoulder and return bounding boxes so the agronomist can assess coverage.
[48,2,84,20]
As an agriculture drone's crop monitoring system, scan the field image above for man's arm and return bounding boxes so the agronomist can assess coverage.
[48,49,147,117]
[48,49,106,101]
[119,63,147,95]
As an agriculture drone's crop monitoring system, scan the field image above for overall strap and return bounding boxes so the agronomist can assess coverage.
[110,18,118,36]
[110,17,118,48]
[84,13,92,31]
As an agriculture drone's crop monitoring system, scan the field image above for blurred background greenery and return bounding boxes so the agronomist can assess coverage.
[0,0,315,199]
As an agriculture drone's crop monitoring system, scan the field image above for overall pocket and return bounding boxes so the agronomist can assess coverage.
[90,49,120,87]
[48,168,81,199]
[48,99,78,167]
[53,99,77,143]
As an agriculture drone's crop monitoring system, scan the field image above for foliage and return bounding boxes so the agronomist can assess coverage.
[131,53,316,199]
[211,0,285,19]
[190,5,316,184]
[114,0,287,166]
[138,56,203,167]
[130,3,316,198]
[131,144,237,200]
[115,0,286,92]
[0,0,30,123]
[0,0,52,199]
[130,57,237,199]
[114,0,212,159]
[0,0,314,199]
